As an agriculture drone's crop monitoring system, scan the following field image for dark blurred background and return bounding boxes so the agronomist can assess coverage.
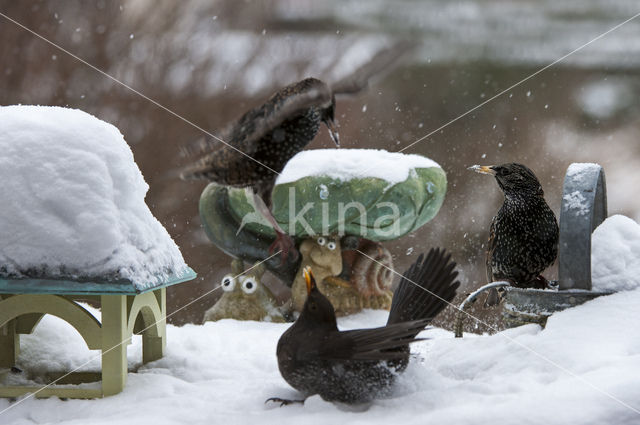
[2,0,640,332]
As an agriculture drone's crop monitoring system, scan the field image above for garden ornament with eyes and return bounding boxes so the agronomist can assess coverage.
[203,259,285,323]
[291,236,395,316]
[291,235,346,313]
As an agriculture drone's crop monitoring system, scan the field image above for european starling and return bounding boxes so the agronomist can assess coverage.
[269,248,459,404]
[180,78,339,260]
[469,163,559,296]
[180,42,414,261]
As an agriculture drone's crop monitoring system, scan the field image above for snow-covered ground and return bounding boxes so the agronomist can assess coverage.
[1,106,639,424]
[1,283,639,424]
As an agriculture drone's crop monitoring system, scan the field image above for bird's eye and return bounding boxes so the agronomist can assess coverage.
[309,301,318,311]
[221,274,236,292]
[499,168,510,176]
[241,276,258,294]
[327,241,336,250]
[317,237,326,246]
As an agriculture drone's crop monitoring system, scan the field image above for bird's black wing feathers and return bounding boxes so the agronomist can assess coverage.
[178,79,333,181]
[486,216,497,282]
[220,80,333,155]
[299,319,432,362]
[330,40,415,96]
[386,248,460,325]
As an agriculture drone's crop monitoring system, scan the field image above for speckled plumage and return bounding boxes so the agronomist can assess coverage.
[180,44,415,260]
[273,248,459,404]
[180,78,337,206]
[180,78,338,260]
[474,163,559,287]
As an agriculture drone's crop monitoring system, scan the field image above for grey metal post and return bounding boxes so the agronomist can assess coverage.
[558,163,607,290]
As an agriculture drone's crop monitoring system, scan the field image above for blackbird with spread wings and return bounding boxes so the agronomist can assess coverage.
[269,248,459,404]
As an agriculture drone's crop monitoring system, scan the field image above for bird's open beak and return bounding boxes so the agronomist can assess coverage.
[325,119,340,147]
[303,266,316,294]
[468,165,496,175]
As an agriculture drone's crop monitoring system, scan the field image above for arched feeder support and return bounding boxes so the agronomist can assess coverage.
[456,163,613,336]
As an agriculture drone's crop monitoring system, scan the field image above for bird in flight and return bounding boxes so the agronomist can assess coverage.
[180,42,414,262]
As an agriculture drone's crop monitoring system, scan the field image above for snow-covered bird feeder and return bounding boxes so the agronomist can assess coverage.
[0,106,196,399]
[199,149,446,284]
[455,163,613,336]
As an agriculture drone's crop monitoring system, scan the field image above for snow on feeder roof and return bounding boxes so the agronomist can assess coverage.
[212,148,446,241]
[0,105,193,293]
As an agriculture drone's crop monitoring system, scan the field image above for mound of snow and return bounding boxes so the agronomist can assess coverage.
[0,105,188,289]
[276,149,440,185]
[592,215,640,292]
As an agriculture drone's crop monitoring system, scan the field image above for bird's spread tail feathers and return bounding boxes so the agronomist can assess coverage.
[387,248,460,326]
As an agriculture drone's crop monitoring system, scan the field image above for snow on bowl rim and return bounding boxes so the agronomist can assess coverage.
[276,148,441,185]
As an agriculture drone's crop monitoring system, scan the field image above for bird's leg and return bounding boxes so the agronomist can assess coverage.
[250,191,299,262]
[484,279,513,307]
[532,275,551,289]
[265,397,306,407]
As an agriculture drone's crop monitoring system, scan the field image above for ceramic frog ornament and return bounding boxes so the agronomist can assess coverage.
[203,259,285,323]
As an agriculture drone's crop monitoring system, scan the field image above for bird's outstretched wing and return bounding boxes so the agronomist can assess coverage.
[178,79,333,181]
[387,248,460,325]
[329,40,416,96]
[178,134,222,159]
[225,79,333,154]
[298,319,431,362]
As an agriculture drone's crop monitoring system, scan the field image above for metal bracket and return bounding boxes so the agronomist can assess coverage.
[558,163,607,290]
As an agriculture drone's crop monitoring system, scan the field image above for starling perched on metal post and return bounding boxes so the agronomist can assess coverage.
[268,248,459,405]
[469,163,559,303]
[179,41,415,262]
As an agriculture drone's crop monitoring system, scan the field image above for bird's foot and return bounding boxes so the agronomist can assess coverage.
[483,279,513,307]
[533,275,552,290]
[269,232,299,264]
[265,397,305,407]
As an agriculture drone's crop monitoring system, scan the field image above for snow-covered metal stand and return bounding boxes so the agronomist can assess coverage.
[455,163,611,336]
[0,270,196,399]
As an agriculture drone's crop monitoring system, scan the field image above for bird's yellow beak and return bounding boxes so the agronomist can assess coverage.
[303,266,316,294]
[468,165,496,175]
[325,119,340,147]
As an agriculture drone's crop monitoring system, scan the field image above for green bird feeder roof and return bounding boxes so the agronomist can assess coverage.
[0,268,197,296]
[214,149,447,241]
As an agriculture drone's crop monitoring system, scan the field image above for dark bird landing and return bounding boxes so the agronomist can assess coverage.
[180,78,338,261]
[469,163,559,305]
[269,248,459,405]
[179,42,414,262]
